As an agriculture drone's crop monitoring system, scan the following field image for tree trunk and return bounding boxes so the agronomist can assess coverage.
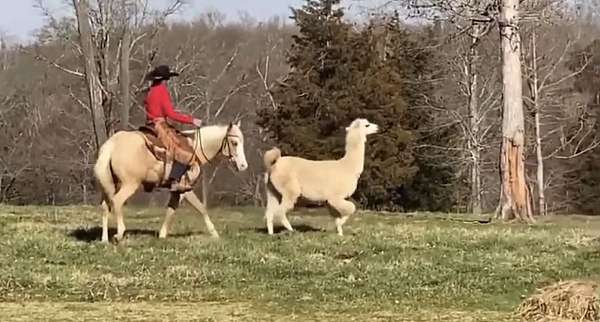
[498,0,534,222]
[0,37,7,71]
[119,27,131,131]
[529,28,546,216]
[73,0,108,150]
[467,24,482,215]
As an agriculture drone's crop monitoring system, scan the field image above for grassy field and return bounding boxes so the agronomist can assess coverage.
[1,204,600,321]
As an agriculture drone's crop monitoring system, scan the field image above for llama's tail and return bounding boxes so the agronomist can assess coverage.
[263,147,282,204]
[93,137,117,202]
[263,147,281,172]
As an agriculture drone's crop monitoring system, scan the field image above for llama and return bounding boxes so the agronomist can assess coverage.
[262,118,378,236]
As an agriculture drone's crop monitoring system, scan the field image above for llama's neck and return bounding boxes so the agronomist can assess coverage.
[341,133,366,174]
[192,126,228,162]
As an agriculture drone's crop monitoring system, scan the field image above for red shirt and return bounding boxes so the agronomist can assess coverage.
[144,83,193,124]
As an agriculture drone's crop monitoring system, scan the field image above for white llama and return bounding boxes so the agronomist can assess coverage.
[262,118,378,236]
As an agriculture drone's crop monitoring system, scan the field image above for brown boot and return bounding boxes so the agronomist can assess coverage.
[169,177,194,192]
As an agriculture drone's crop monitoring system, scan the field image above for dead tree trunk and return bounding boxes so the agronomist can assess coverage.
[0,37,7,71]
[119,27,131,131]
[498,0,534,222]
[73,0,108,150]
[467,24,482,215]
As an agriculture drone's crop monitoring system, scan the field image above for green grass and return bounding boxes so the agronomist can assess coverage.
[1,204,600,321]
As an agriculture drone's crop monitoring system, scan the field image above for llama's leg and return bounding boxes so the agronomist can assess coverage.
[275,182,300,233]
[112,183,138,241]
[279,211,294,233]
[159,192,183,239]
[327,199,356,236]
[100,198,111,243]
[183,191,219,238]
[265,185,294,235]
[265,186,282,235]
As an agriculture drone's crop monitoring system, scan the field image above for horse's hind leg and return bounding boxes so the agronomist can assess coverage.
[159,192,183,239]
[100,196,111,243]
[183,191,219,238]
[112,183,138,241]
[327,199,356,236]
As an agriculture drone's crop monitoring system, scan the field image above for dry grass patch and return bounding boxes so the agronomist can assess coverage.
[518,280,599,322]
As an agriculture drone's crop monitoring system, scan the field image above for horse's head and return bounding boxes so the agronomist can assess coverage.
[221,120,248,172]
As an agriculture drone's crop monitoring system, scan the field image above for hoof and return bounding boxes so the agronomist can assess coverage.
[112,234,125,244]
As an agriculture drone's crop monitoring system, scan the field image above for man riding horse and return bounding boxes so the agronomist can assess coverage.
[143,65,202,192]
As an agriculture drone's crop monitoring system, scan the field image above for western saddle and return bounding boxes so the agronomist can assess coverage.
[137,125,177,191]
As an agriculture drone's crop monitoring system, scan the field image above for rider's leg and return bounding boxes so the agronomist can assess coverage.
[169,162,200,192]
[168,161,188,191]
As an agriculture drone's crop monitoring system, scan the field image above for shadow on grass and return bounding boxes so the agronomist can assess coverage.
[68,226,206,242]
[250,224,325,235]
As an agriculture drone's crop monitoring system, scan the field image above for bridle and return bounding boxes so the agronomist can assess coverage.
[192,123,240,165]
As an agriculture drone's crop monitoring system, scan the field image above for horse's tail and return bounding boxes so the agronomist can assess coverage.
[94,137,117,201]
[263,147,281,172]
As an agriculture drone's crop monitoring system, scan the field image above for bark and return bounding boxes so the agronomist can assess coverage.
[498,0,534,222]
[467,25,482,215]
[0,37,7,71]
[529,28,546,216]
[120,27,131,130]
[73,0,108,150]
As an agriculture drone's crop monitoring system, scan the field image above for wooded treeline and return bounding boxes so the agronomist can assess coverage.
[1,0,600,215]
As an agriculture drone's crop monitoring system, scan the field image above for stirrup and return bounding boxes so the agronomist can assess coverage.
[169,180,193,193]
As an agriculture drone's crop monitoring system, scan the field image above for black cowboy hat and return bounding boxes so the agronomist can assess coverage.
[145,65,180,81]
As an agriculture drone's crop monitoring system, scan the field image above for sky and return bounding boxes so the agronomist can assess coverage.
[0,0,308,43]
[0,1,390,43]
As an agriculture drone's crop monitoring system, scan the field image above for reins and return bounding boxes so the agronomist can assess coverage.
[192,124,239,164]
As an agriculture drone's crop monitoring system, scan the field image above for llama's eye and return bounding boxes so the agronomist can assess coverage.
[365,124,370,127]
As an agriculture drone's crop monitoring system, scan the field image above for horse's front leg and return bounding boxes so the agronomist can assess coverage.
[159,192,183,239]
[183,191,219,238]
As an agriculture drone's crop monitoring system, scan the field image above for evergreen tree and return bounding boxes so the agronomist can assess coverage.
[566,39,600,214]
[384,18,465,211]
[257,1,439,209]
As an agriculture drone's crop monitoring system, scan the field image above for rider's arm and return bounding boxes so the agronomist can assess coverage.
[159,86,194,124]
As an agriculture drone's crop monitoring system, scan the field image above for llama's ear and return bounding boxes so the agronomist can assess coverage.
[236,119,241,127]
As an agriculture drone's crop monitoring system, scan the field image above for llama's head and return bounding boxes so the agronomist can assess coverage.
[345,118,379,137]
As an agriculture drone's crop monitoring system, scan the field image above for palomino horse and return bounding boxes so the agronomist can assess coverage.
[93,121,248,243]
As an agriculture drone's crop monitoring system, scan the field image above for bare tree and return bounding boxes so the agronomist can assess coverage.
[35,0,185,149]
[496,0,534,222]
[72,0,107,148]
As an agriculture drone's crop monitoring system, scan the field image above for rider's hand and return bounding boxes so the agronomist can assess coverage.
[192,118,202,128]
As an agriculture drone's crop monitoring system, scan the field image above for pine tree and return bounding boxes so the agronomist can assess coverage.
[566,39,600,214]
[257,1,437,209]
[383,17,465,211]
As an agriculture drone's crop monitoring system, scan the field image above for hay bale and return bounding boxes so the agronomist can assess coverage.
[518,280,600,322]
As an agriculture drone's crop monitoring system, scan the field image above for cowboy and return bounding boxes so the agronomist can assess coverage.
[144,65,202,192]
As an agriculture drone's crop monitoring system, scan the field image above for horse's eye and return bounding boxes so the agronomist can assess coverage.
[365,124,370,127]
[232,141,238,147]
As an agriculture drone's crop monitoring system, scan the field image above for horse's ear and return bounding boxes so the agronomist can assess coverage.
[236,119,241,127]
